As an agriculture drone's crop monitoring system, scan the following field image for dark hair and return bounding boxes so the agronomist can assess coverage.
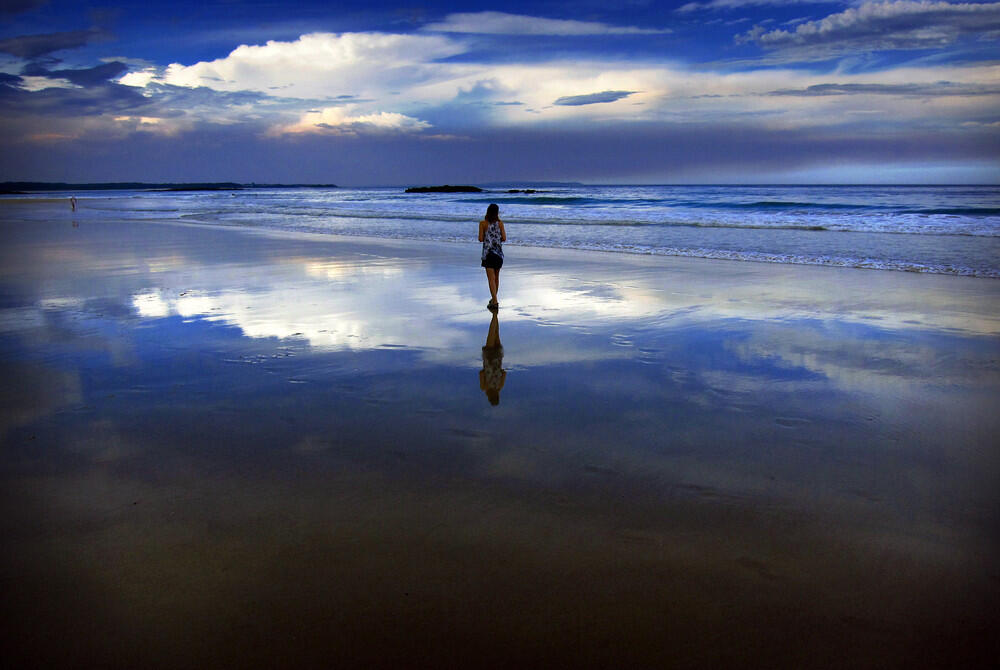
[485,203,499,223]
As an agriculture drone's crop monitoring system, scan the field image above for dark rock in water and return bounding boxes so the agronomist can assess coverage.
[162,184,244,191]
[506,189,537,194]
[405,185,483,193]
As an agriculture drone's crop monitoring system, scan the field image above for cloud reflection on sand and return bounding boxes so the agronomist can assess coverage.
[125,251,649,364]
[4,216,998,427]
[1,214,994,404]
[3,219,999,668]
[115,241,999,393]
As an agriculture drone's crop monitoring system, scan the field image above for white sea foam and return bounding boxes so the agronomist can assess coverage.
[5,184,999,277]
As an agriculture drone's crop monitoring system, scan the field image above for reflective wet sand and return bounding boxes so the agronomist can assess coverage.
[1,213,998,668]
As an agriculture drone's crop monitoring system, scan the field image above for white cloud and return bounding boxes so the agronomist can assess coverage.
[145,41,1000,133]
[678,0,832,12]
[158,32,468,99]
[273,106,432,136]
[118,68,157,87]
[423,11,670,35]
[742,1,1000,55]
[122,31,471,135]
[473,60,1000,130]
[18,75,80,91]
[126,30,670,127]
[86,18,1000,141]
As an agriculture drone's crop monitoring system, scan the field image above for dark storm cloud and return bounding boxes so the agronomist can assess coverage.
[0,29,106,59]
[768,82,1000,97]
[0,0,47,16]
[422,123,1000,183]
[0,80,151,117]
[6,119,995,184]
[22,61,128,86]
[0,78,276,121]
[741,1,1000,58]
[554,90,635,106]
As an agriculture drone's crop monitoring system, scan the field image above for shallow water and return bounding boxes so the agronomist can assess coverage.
[1,217,998,667]
[5,183,1000,276]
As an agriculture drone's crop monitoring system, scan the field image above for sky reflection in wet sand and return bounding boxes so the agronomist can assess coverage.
[1,218,998,667]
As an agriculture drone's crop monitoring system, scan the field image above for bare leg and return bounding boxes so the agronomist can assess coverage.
[485,268,499,305]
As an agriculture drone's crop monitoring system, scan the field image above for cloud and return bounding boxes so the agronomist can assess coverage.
[1,75,271,121]
[272,106,432,136]
[157,32,468,100]
[130,32,660,127]
[22,61,128,87]
[741,1,1000,57]
[0,29,105,59]
[15,37,999,146]
[0,78,151,117]
[0,74,290,143]
[423,11,670,35]
[554,90,637,106]
[147,83,272,109]
[10,117,997,185]
[677,0,831,12]
[118,68,158,88]
[2,11,998,183]
[15,75,78,91]
[0,0,47,17]
[767,81,1000,96]
[105,21,998,137]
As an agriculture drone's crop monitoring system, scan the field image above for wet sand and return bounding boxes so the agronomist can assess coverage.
[1,211,999,668]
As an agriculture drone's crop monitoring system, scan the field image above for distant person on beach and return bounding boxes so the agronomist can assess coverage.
[70,196,76,212]
[480,310,506,405]
[478,203,506,310]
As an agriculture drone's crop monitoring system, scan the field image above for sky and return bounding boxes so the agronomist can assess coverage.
[1,0,998,185]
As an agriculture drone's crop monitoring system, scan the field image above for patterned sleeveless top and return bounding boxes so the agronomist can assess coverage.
[482,220,504,261]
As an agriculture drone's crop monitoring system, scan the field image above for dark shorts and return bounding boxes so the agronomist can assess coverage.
[481,252,503,270]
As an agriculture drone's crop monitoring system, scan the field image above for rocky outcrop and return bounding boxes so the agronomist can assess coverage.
[405,185,484,193]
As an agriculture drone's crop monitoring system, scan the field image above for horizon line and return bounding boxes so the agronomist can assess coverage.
[4,181,999,190]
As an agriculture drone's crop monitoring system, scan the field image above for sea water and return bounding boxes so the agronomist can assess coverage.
[8,184,1000,277]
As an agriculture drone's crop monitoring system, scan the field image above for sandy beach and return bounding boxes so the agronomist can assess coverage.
[1,209,998,668]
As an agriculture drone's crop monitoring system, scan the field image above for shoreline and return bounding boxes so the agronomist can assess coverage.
[4,190,999,279]
[174,217,1000,279]
[136,216,1000,280]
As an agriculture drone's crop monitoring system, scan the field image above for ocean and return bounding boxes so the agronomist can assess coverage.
[6,184,1000,277]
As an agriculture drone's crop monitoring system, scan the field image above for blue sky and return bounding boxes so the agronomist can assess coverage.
[1,0,998,184]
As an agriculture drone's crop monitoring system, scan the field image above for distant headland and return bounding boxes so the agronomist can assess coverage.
[0,182,337,194]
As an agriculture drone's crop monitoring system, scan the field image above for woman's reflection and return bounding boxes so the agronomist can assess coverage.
[480,310,506,406]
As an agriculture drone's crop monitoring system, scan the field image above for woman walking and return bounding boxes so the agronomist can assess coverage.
[479,203,506,311]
